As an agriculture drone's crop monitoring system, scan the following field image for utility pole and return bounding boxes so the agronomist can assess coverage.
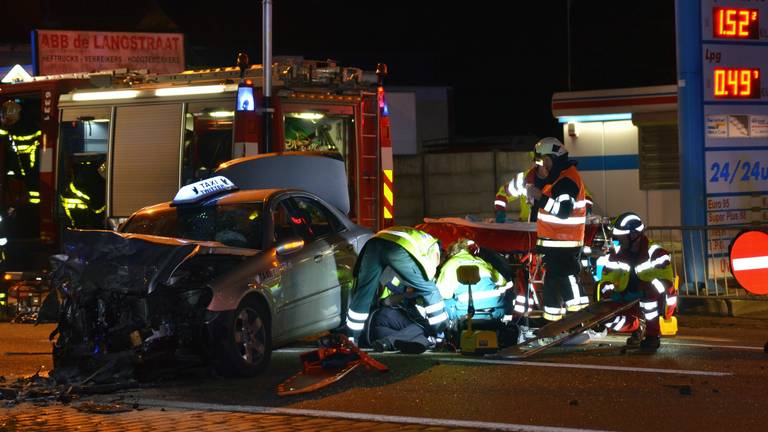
[566,0,573,91]
[262,0,273,153]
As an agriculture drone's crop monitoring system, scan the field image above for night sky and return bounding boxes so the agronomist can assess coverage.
[0,0,677,139]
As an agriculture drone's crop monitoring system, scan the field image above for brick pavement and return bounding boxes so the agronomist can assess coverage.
[0,403,480,432]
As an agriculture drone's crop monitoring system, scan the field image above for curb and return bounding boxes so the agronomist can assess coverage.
[678,296,768,319]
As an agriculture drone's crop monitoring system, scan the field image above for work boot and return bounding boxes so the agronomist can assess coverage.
[640,335,661,352]
[626,318,646,347]
[371,339,393,352]
[394,340,427,354]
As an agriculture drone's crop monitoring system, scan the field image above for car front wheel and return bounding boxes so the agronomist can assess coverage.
[213,297,271,377]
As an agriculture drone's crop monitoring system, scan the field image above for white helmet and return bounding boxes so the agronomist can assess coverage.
[534,137,567,158]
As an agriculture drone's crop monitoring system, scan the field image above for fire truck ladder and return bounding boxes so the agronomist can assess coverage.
[358,92,380,230]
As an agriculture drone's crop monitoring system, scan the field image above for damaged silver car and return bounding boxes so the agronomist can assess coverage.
[43,162,371,381]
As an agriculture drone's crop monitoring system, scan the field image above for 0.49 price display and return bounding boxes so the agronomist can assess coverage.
[713,67,761,99]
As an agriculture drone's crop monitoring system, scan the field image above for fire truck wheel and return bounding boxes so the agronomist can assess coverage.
[213,296,272,377]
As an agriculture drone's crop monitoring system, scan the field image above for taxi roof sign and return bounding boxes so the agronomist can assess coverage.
[172,176,238,206]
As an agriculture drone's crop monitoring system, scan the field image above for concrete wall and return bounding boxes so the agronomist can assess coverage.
[393,151,532,226]
[391,137,682,227]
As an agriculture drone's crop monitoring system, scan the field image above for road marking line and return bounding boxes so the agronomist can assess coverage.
[594,335,763,351]
[136,398,614,432]
[437,358,732,376]
[662,341,763,351]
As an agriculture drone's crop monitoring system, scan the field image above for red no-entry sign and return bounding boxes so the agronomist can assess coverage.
[729,230,768,295]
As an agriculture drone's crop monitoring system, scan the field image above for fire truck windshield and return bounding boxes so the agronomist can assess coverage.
[284,112,350,158]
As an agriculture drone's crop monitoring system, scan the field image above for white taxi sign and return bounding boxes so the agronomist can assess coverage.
[172,176,238,205]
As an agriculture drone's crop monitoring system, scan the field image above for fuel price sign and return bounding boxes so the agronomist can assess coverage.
[700,0,768,280]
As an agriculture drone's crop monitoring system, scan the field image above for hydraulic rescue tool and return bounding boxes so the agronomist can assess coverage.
[277,334,388,396]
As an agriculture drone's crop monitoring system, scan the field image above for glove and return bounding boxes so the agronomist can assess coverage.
[495,210,506,223]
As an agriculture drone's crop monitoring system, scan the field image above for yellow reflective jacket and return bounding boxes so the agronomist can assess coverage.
[375,226,440,280]
[598,239,674,293]
[436,249,505,299]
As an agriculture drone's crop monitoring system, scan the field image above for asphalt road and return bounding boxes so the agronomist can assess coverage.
[2,316,767,432]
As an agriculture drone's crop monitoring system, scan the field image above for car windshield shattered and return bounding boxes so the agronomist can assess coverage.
[122,202,264,249]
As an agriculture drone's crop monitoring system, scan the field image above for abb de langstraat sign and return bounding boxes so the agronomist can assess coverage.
[33,30,185,75]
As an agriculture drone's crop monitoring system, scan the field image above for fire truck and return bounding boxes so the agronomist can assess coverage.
[0,75,96,304]
[0,58,394,313]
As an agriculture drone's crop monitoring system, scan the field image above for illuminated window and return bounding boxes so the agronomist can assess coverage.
[182,102,235,185]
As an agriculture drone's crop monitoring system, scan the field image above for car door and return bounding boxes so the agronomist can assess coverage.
[268,195,333,341]
[291,195,357,325]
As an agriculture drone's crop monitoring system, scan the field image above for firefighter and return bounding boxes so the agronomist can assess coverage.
[527,137,590,322]
[58,158,106,229]
[495,168,537,222]
[495,164,594,223]
[597,212,677,352]
[345,227,447,345]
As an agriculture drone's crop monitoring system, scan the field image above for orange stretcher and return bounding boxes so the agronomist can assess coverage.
[416,217,602,254]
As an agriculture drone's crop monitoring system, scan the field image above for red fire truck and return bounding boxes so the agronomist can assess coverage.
[0,58,394,312]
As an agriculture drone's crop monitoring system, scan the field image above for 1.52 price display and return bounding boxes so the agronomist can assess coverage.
[713,67,761,98]
[713,7,759,39]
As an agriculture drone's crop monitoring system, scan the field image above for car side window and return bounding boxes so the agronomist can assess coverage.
[272,200,314,243]
[292,196,342,238]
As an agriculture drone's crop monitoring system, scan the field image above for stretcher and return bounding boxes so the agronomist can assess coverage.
[416,217,603,254]
[416,217,608,322]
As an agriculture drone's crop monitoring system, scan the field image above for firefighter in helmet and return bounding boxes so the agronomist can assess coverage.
[597,212,677,352]
[527,137,590,322]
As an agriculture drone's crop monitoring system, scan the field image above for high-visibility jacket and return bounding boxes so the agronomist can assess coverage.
[598,240,677,319]
[535,165,587,248]
[495,168,536,222]
[375,226,441,280]
[437,249,512,320]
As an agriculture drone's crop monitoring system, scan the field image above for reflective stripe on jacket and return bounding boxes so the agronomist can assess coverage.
[536,165,587,248]
[436,249,506,299]
[599,241,674,293]
[375,226,440,280]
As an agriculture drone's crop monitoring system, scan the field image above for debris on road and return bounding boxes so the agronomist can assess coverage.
[277,334,388,396]
[74,400,134,414]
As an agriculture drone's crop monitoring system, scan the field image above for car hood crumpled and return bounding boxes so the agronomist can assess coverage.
[56,229,259,295]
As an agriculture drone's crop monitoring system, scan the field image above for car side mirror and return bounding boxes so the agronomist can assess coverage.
[276,238,304,255]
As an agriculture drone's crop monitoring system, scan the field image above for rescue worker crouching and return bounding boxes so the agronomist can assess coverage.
[364,238,515,353]
[527,137,590,322]
[345,227,448,346]
[597,212,678,352]
[437,239,513,324]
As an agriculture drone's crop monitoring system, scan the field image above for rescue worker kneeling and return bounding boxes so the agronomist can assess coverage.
[597,212,678,352]
[437,239,513,324]
[345,227,448,347]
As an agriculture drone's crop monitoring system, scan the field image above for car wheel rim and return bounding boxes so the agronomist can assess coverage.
[234,307,266,365]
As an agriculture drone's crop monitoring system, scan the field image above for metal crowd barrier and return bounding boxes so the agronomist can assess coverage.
[644,224,768,298]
